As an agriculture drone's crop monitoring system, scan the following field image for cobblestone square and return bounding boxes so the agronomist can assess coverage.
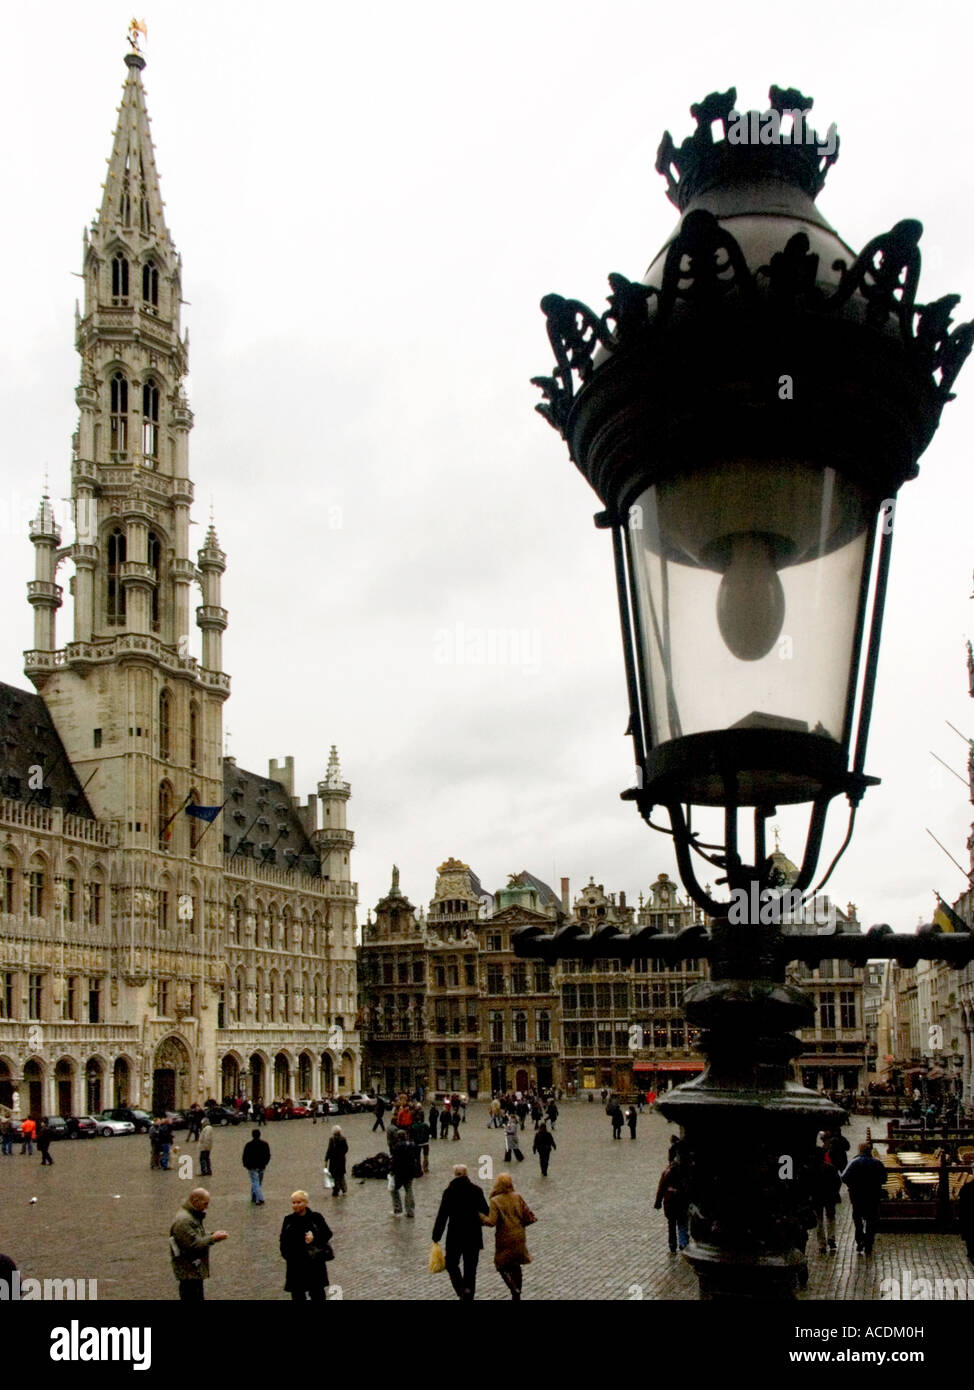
[2,1103,972,1301]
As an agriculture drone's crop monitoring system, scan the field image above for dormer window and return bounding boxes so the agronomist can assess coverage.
[111,253,129,305]
[142,259,159,308]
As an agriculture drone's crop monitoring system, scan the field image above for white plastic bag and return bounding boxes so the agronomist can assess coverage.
[323,1167,334,1189]
[387,1173,396,1191]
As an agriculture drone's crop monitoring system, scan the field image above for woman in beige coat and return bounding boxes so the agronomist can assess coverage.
[481,1172,536,1299]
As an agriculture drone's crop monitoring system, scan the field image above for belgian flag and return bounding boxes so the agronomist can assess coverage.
[933,893,969,933]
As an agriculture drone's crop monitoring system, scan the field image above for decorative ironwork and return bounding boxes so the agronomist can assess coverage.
[534,212,974,433]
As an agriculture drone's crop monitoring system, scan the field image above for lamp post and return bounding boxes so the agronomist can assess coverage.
[522,86,974,1298]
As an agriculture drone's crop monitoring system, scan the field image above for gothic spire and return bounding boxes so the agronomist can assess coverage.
[94,48,171,252]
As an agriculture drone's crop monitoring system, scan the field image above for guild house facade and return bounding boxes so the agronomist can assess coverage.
[0,40,359,1120]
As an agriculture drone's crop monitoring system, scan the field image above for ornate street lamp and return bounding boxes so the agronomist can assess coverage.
[522,86,974,1298]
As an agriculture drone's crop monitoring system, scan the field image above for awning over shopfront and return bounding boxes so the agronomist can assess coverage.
[633,1061,705,1073]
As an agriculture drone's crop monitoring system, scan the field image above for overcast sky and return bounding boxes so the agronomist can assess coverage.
[2,1,974,934]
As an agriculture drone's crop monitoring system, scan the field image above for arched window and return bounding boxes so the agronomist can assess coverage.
[159,688,171,761]
[110,373,128,458]
[267,971,278,1024]
[158,780,174,851]
[232,897,244,944]
[148,532,161,629]
[111,253,129,304]
[255,970,264,1023]
[538,1010,551,1042]
[283,974,292,1023]
[142,378,160,461]
[107,528,126,624]
[233,971,244,1021]
[514,1011,527,1043]
[189,702,200,770]
[0,846,19,915]
[142,259,159,307]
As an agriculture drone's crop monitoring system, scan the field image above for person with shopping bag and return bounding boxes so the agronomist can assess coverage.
[430,1163,489,1300]
[324,1125,348,1198]
[279,1190,333,1302]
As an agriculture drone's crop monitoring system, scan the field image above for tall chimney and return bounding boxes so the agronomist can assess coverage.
[561,876,570,914]
[619,891,627,911]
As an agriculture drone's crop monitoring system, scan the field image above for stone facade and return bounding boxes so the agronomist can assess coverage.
[0,46,358,1121]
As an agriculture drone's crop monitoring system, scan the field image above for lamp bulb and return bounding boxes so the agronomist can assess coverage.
[716,533,785,661]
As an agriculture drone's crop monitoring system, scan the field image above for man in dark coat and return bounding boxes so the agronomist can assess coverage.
[390,1131,417,1217]
[324,1126,348,1197]
[242,1128,271,1205]
[412,1113,431,1174]
[428,1102,438,1139]
[609,1102,624,1139]
[841,1142,887,1254]
[807,1147,842,1253]
[37,1119,55,1166]
[431,1163,490,1300]
[372,1096,388,1132]
[655,1157,690,1252]
[546,1100,558,1129]
[532,1122,556,1176]
[279,1190,332,1301]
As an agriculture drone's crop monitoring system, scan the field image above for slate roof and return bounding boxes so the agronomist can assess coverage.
[222,758,320,875]
[509,869,561,909]
[0,682,94,817]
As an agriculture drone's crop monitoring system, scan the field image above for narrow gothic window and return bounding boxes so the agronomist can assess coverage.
[189,702,200,770]
[159,689,171,761]
[139,157,150,234]
[148,531,161,629]
[142,379,160,461]
[110,373,128,459]
[111,254,129,304]
[158,781,174,851]
[188,789,201,854]
[142,259,159,307]
[107,527,127,624]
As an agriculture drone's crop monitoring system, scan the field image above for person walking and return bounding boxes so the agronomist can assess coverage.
[279,1190,333,1302]
[530,1100,543,1130]
[372,1096,388,1132]
[37,1118,54,1166]
[19,1117,35,1156]
[254,1100,266,1126]
[807,1147,841,1253]
[655,1155,690,1253]
[169,1188,228,1302]
[451,1105,462,1142]
[390,1130,417,1217]
[412,1113,430,1174]
[439,1106,451,1141]
[546,1099,558,1130]
[481,1173,536,1300]
[431,1163,490,1300]
[428,1102,438,1139]
[959,1173,974,1265]
[515,1099,528,1131]
[636,1091,645,1113]
[242,1128,271,1205]
[157,1118,173,1171]
[609,1102,624,1140]
[324,1126,348,1198]
[0,1117,12,1156]
[198,1118,214,1177]
[532,1122,556,1177]
[825,1130,850,1170]
[503,1115,524,1163]
[626,1106,638,1140]
[148,1119,161,1170]
[841,1142,887,1255]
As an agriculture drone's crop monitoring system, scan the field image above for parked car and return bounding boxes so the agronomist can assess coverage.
[91,1114,136,1137]
[162,1110,188,1130]
[432,1091,469,1106]
[42,1116,70,1140]
[97,1107,152,1134]
[289,1102,312,1119]
[65,1115,98,1139]
[202,1105,244,1127]
[345,1093,377,1112]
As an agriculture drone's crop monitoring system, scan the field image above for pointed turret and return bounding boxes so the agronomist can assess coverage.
[197,517,228,673]
[27,493,62,655]
[316,747,354,880]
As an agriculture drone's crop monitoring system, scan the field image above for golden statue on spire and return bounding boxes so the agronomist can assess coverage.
[128,18,148,53]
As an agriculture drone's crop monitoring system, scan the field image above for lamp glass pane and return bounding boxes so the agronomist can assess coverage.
[627,463,871,748]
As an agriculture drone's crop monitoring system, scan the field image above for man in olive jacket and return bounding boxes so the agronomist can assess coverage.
[170,1189,228,1302]
[432,1163,490,1300]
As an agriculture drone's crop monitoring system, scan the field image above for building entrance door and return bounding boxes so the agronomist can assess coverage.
[516,1068,529,1092]
[153,1069,175,1114]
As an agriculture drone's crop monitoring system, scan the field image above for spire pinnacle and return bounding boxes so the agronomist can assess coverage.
[95,41,170,248]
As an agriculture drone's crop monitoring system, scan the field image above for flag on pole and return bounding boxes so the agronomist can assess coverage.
[934,893,968,933]
[185,804,223,823]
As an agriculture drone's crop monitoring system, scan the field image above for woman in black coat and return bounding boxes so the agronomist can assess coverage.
[532,1122,556,1176]
[279,1191,332,1301]
[324,1126,349,1198]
